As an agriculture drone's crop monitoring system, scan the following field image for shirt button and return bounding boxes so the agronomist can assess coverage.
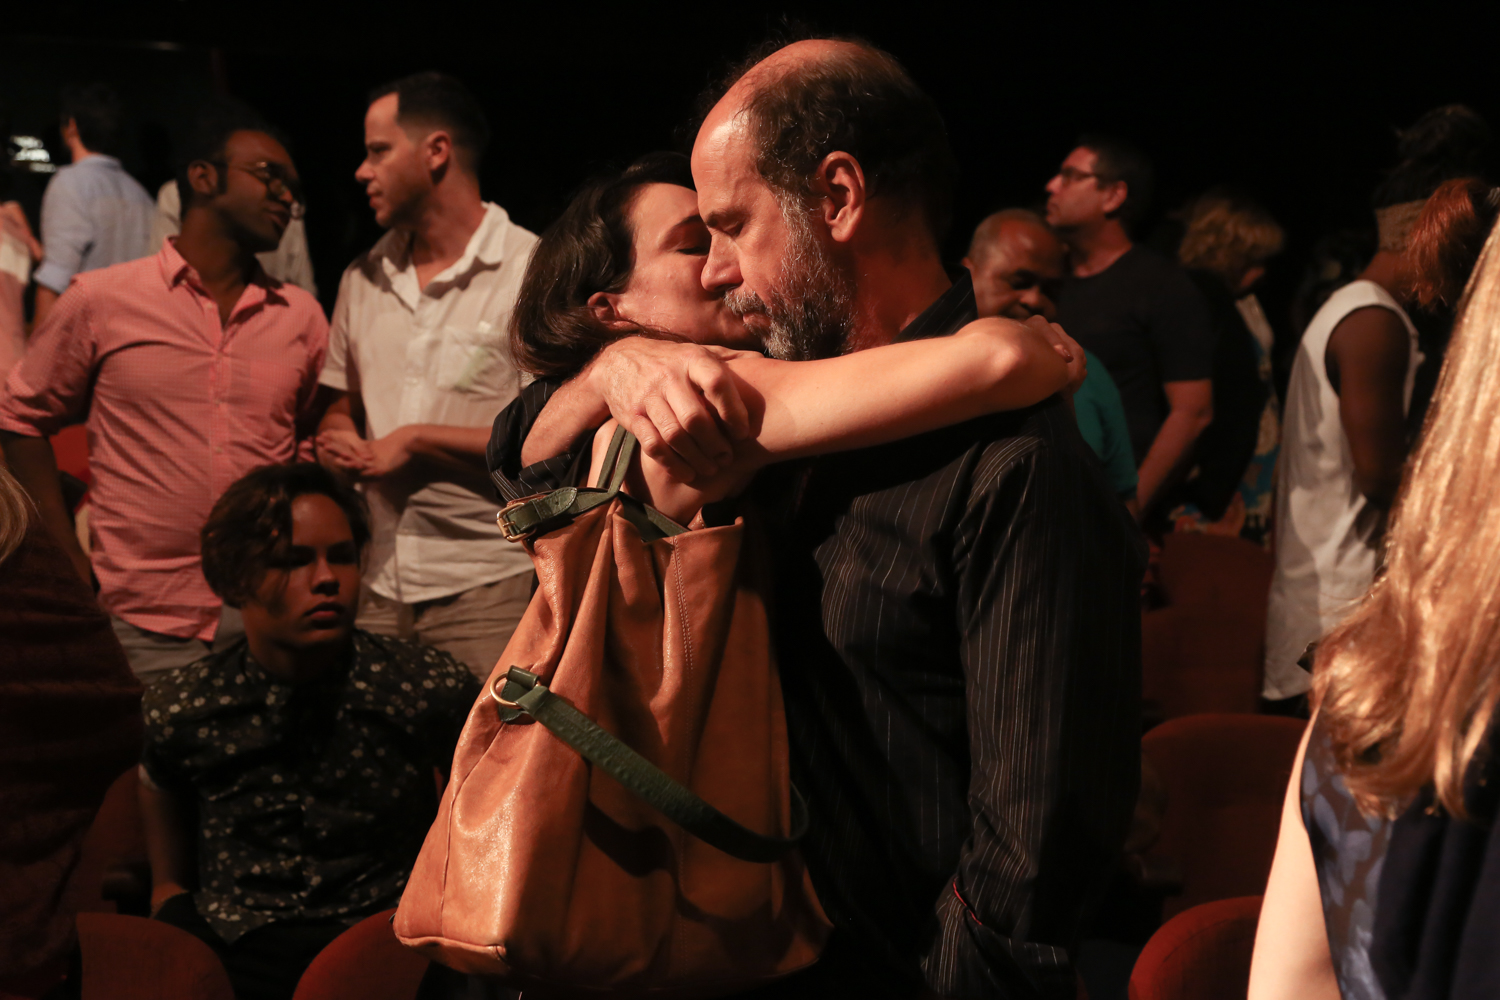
[214,446,225,455]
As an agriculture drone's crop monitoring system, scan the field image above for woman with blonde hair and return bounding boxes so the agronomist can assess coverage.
[1250,183,1500,1000]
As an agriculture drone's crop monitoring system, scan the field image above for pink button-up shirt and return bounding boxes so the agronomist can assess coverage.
[0,239,328,639]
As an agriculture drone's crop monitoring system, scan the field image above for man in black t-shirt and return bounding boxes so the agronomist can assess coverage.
[1045,136,1215,515]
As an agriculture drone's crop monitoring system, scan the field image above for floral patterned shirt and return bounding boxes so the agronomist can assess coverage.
[140,630,480,941]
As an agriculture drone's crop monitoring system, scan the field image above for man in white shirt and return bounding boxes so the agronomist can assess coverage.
[317,72,538,679]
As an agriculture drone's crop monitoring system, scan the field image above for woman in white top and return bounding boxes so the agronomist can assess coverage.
[1265,174,1500,708]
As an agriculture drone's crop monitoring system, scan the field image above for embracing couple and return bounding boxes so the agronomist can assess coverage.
[488,38,1144,1000]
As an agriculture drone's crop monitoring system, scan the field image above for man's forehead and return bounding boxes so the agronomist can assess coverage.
[228,129,291,166]
[365,94,401,133]
[1063,146,1097,169]
[691,112,756,207]
[997,220,1064,275]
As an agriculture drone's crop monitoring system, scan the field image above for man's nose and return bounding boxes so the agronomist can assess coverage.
[1044,174,1063,195]
[701,235,740,293]
[354,161,373,185]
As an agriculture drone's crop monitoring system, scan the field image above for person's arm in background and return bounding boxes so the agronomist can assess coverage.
[1325,307,1412,511]
[1248,722,1341,1000]
[1136,378,1213,514]
[314,270,373,476]
[293,308,330,462]
[1136,266,1218,515]
[32,170,90,329]
[137,767,196,915]
[0,282,101,586]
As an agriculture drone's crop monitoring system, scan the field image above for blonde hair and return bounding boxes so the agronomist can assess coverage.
[0,463,32,565]
[1316,216,1500,818]
[1177,191,1285,288]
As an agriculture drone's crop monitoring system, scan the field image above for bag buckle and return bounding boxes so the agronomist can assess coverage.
[496,497,544,542]
[490,666,542,722]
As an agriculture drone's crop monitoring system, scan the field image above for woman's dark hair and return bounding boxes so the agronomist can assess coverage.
[200,463,370,608]
[510,151,695,380]
[1373,104,1496,209]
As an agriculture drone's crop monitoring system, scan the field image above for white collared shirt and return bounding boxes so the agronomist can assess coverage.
[320,203,538,602]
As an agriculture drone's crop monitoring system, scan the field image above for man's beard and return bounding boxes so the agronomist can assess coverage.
[723,198,855,362]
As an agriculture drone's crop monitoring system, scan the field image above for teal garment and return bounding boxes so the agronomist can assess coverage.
[1073,351,1138,499]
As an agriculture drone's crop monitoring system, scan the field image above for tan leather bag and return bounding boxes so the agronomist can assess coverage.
[394,429,829,997]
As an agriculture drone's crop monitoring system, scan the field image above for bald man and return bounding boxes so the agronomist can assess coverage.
[964,210,1138,506]
[490,39,1144,999]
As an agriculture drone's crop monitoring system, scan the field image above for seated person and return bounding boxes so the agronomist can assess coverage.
[138,463,480,1000]
[489,152,1085,503]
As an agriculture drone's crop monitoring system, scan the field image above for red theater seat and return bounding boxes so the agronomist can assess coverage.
[292,909,429,1000]
[1142,606,1264,719]
[1128,896,1261,1000]
[76,912,234,1000]
[73,768,148,915]
[49,425,91,490]
[1142,715,1303,919]
[1156,533,1273,620]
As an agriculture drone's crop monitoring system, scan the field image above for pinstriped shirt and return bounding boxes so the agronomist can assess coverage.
[488,276,1145,998]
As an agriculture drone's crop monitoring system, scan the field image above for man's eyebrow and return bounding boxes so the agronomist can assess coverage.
[702,209,735,231]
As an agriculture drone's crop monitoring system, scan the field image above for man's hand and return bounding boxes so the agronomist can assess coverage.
[362,425,421,479]
[316,427,374,476]
[587,337,757,483]
[1024,315,1087,395]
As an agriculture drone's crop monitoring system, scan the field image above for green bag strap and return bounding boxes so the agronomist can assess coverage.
[492,666,809,863]
[496,427,687,543]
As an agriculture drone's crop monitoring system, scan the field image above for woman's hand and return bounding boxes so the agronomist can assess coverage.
[1022,315,1087,394]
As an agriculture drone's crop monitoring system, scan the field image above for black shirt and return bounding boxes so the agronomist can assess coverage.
[140,630,480,941]
[1055,245,1215,463]
[489,276,1145,998]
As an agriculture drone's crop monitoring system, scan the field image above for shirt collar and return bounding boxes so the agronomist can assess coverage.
[70,153,123,171]
[896,271,978,342]
[379,201,512,299]
[157,237,286,310]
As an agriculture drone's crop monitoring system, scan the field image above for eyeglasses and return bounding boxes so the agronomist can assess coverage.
[215,159,306,217]
[1056,166,1101,185]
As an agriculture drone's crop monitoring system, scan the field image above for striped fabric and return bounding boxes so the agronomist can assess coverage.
[487,276,1145,998]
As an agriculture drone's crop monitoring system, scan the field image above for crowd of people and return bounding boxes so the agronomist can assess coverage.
[2,30,1499,1000]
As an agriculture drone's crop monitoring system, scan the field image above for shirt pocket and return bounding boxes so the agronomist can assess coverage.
[435,321,510,395]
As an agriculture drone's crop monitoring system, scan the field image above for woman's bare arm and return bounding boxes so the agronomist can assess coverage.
[1248,720,1340,1000]
[531,316,1077,483]
[588,316,1076,523]
[719,315,1073,464]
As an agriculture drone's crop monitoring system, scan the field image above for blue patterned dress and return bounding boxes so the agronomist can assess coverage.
[1300,725,1392,1000]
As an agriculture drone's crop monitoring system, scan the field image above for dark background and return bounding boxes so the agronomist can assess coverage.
[2,2,1494,354]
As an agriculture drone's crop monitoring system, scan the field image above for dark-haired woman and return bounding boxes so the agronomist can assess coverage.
[489,151,1085,505]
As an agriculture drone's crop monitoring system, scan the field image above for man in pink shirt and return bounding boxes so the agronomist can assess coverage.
[0,102,328,678]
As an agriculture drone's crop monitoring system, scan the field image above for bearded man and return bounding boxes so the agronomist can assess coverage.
[488,38,1143,1000]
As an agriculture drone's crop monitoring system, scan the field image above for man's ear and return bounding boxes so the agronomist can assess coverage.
[586,291,635,331]
[186,160,221,201]
[810,151,867,245]
[422,129,454,178]
[1100,180,1129,217]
